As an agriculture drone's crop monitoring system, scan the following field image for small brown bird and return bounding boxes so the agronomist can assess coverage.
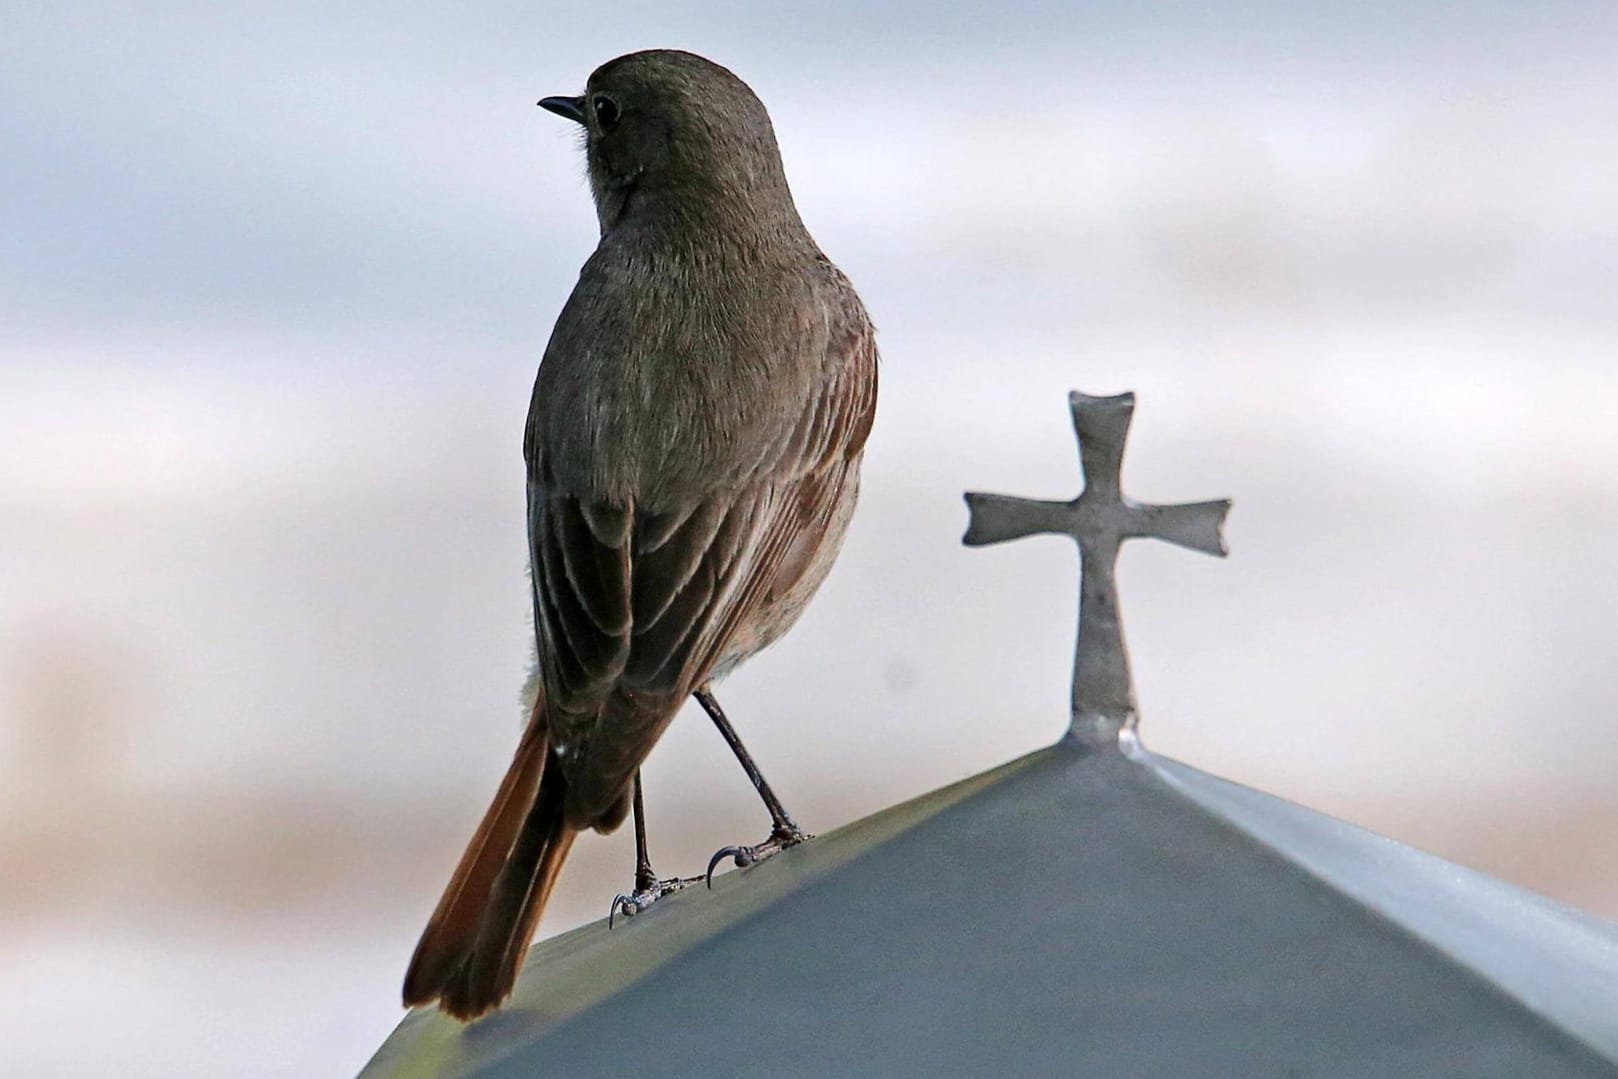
[402,50,878,1020]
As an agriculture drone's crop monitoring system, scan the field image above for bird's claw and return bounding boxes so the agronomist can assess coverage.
[704,845,752,886]
[607,876,696,928]
[608,892,640,929]
[704,825,811,888]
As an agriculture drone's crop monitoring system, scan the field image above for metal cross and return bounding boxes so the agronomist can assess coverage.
[963,391,1231,747]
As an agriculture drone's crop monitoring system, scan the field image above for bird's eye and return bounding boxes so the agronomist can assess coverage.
[591,94,620,130]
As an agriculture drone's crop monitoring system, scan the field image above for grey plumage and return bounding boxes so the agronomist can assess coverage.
[404,49,877,1020]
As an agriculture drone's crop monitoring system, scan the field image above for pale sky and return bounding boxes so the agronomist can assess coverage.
[4,4,1618,1076]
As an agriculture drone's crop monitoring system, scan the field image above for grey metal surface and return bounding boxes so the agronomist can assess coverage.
[362,741,1618,1079]
[363,389,1617,1078]
[963,391,1230,745]
[1151,751,1618,1064]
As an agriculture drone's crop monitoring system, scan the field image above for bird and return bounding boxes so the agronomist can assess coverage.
[402,49,878,1021]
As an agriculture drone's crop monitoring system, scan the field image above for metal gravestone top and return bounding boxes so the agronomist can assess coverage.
[964,391,1230,745]
[363,390,1618,1079]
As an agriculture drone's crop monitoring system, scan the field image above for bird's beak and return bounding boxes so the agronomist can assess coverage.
[538,96,587,125]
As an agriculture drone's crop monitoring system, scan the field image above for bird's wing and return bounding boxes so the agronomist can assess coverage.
[527,485,634,726]
[668,325,878,690]
[527,318,877,815]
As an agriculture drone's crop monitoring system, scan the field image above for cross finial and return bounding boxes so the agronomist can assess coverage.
[963,391,1231,748]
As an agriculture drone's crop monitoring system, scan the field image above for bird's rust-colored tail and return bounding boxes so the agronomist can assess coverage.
[402,700,577,1021]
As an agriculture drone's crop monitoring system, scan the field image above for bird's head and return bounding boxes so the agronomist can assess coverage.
[539,50,798,237]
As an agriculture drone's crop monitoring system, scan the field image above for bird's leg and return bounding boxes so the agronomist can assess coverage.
[628,769,658,894]
[608,771,695,926]
[695,684,812,885]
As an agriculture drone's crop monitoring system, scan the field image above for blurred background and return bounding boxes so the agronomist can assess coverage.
[4,2,1617,1074]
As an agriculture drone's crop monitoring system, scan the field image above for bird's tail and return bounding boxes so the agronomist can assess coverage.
[402,701,577,1021]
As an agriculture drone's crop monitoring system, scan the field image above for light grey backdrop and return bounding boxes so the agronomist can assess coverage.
[4,3,1616,1076]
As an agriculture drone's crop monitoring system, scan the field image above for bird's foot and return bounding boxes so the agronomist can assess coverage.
[608,875,698,928]
[705,823,812,887]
